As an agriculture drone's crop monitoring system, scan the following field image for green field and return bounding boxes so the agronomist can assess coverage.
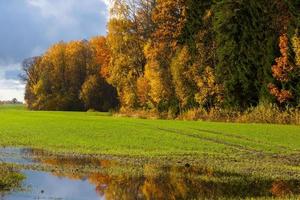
[1,104,300,179]
[1,104,300,155]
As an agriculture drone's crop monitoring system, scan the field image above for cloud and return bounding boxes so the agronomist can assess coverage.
[4,70,20,80]
[0,62,21,79]
[25,0,108,39]
[0,79,24,90]
[0,0,108,100]
[27,0,79,25]
[0,62,24,100]
[0,0,108,63]
[0,80,25,101]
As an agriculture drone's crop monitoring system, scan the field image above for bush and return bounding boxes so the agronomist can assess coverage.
[179,107,240,122]
[115,104,300,125]
[116,108,160,119]
[0,164,24,192]
[237,104,300,125]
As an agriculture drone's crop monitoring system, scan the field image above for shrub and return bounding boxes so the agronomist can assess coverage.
[116,104,300,125]
[237,104,300,125]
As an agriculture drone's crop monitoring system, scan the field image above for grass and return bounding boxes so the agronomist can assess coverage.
[0,164,24,192]
[1,104,300,156]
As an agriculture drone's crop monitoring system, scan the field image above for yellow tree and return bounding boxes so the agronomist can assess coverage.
[39,42,68,110]
[65,41,90,108]
[107,0,155,109]
[170,46,195,112]
[107,18,144,109]
[89,36,111,79]
[292,30,300,67]
[144,0,186,111]
[22,57,43,109]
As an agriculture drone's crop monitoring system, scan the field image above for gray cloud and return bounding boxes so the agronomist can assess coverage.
[4,70,20,80]
[0,0,109,100]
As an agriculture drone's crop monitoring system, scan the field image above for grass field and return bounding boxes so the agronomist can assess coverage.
[1,104,300,156]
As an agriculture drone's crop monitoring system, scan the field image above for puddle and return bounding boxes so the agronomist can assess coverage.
[0,148,35,165]
[5,170,102,200]
[0,147,300,199]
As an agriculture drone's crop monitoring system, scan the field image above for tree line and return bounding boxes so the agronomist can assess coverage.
[23,0,300,115]
[22,37,118,111]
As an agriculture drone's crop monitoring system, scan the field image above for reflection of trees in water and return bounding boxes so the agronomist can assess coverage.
[27,150,300,199]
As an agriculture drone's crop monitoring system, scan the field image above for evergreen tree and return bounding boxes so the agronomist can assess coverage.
[213,0,275,108]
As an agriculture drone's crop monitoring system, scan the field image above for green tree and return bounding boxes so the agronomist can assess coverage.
[213,0,275,108]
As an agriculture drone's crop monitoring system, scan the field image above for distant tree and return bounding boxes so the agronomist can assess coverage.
[22,56,43,109]
[23,39,118,111]
[11,98,18,104]
[23,0,300,115]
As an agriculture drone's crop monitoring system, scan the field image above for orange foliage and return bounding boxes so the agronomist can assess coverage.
[271,34,293,82]
[89,36,111,79]
[268,83,293,103]
[151,0,186,50]
[269,34,296,104]
[136,76,151,106]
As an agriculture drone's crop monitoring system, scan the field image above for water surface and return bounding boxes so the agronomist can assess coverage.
[0,147,299,199]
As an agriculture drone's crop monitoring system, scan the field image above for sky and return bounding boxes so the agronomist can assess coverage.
[0,0,109,101]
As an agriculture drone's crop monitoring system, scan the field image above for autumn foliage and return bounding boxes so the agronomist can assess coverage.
[271,34,293,82]
[23,0,300,115]
[268,32,300,104]
[23,37,118,111]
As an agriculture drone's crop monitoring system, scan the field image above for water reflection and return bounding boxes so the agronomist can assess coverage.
[0,148,35,165]
[5,170,102,200]
[1,148,300,199]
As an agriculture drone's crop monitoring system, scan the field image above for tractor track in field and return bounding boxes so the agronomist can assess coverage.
[154,127,266,155]
[131,121,300,155]
[131,123,266,154]
[155,127,300,167]
[191,128,296,153]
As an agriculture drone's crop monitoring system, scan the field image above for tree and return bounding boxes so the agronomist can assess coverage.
[22,57,43,109]
[64,40,90,110]
[269,32,300,105]
[89,36,111,79]
[170,46,194,112]
[107,18,143,109]
[136,76,151,107]
[292,30,300,66]
[23,39,118,111]
[213,0,275,108]
[144,0,186,112]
